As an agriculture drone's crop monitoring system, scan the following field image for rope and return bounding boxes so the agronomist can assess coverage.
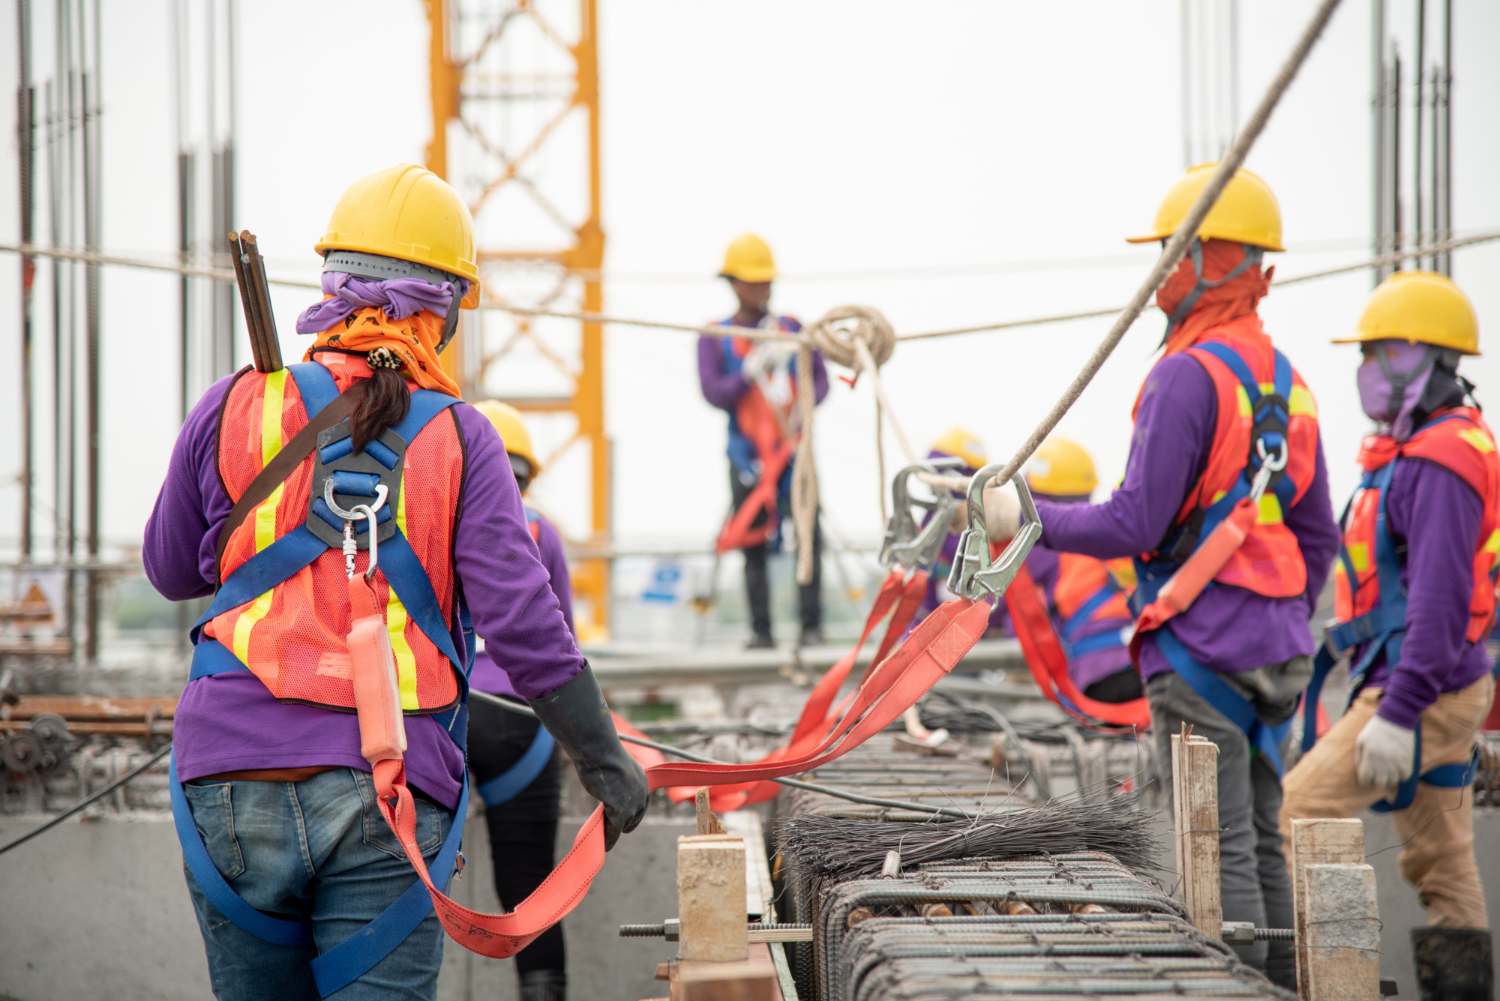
[983,0,1345,493]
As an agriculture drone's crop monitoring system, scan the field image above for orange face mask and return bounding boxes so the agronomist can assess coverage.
[304,306,461,399]
[1156,239,1273,357]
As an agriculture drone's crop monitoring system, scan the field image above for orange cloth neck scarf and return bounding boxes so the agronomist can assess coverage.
[303,305,460,399]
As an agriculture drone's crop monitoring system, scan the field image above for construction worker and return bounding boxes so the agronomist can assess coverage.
[985,165,1338,987]
[1019,438,1140,704]
[467,401,573,1001]
[1281,272,1496,1001]
[142,164,648,1001]
[698,234,829,648]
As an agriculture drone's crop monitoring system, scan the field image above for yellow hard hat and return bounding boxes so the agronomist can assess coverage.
[315,164,481,309]
[1026,438,1098,498]
[473,400,541,480]
[1127,163,1285,253]
[1333,270,1479,356]
[720,233,778,283]
[930,428,987,472]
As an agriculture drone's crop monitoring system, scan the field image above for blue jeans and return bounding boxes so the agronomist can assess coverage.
[182,767,455,1001]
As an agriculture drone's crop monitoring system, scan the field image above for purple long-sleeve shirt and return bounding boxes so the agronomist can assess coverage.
[469,510,574,698]
[1359,455,1494,728]
[696,318,830,413]
[144,371,584,809]
[1034,351,1339,681]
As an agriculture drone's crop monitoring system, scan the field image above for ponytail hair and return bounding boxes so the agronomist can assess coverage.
[350,347,411,454]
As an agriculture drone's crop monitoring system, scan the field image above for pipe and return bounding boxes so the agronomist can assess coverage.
[17,0,34,562]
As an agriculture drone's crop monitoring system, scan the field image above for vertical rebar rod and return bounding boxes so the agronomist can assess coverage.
[1390,45,1402,269]
[1429,65,1439,274]
[1375,2,1383,257]
[62,0,78,649]
[1413,0,1424,268]
[1440,0,1452,275]
[46,76,61,561]
[1180,0,1191,168]
[1228,0,1239,137]
[17,0,35,561]
[81,0,100,663]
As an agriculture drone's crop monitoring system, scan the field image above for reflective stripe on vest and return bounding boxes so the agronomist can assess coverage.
[203,360,467,712]
[1132,319,1319,610]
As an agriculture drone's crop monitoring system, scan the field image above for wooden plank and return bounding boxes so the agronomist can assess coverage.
[1171,730,1222,937]
[678,955,779,1001]
[1290,818,1365,999]
[1302,863,1379,1001]
[721,810,771,920]
[696,787,727,835]
[7,694,178,720]
[678,835,748,962]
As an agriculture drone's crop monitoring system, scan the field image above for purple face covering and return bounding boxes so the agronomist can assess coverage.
[294,271,468,335]
[1357,339,1439,442]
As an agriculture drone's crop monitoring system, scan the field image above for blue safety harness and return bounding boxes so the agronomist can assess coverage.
[1130,341,1300,776]
[1301,430,1480,812]
[1058,580,1129,660]
[171,361,488,997]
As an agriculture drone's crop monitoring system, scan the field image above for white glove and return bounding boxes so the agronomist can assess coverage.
[741,343,774,382]
[1354,714,1416,789]
[982,481,1021,541]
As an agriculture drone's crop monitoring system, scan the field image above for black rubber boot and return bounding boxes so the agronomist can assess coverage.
[518,969,566,1001]
[1412,927,1494,1001]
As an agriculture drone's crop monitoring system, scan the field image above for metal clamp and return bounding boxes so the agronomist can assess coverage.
[946,462,1043,601]
[879,458,963,571]
[325,480,388,581]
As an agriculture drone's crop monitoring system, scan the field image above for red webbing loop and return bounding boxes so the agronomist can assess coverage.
[1007,564,1150,731]
[372,594,992,959]
[716,387,796,554]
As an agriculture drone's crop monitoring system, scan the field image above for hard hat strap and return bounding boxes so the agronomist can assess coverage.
[1162,239,1264,340]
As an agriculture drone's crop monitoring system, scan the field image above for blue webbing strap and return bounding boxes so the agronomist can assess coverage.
[192,526,329,640]
[308,778,468,997]
[189,636,251,679]
[1067,628,1129,658]
[379,530,468,698]
[169,753,316,947]
[476,724,556,808]
[1369,727,1480,814]
[1301,645,1337,754]
[1059,584,1117,641]
[288,361,341,417]
[1155,629,1294,777]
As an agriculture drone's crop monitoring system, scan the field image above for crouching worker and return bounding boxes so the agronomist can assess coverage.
[468,401,576,1001]
[1281,272,1497,1001]
[143,164,648,1001]
[985,165,1338,987]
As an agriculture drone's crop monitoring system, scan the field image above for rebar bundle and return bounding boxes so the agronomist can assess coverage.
[777,797,1159,883]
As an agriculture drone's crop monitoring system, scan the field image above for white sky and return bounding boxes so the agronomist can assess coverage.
[0,0,1496,556]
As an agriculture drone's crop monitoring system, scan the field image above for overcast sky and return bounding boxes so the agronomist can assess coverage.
[0,0,1496,556]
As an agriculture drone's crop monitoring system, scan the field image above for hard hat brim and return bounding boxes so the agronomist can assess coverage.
[1123,230,1285,253]
[1330,331,1480,356]
[719,267,777,284]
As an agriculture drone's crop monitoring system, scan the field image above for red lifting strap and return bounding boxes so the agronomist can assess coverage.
[716,387,797,554]
[676,566,931,812]
[1006,563,1150,731]
[372,589,990,959]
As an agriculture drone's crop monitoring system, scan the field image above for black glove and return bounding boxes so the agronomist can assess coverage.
[528,664,649,849]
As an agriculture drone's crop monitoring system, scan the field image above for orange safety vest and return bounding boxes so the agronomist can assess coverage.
[205,356,466,713]
[1335,407,1500,646]
[716,333,802,554]
[1134,314,1319,604]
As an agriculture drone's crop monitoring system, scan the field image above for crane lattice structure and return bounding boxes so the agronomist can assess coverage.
[425,0,610,639]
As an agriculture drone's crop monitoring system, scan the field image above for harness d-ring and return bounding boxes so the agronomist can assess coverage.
[325,480,388,580]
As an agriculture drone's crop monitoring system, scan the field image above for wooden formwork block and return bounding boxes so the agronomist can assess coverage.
[678,834,748,962]
[1301,863,1380,1001]
[1290,818,1365,999]
[1171,730,1221,937]
[677,960,779,1001]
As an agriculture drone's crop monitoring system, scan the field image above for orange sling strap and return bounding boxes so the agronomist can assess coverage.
[370,592,992,958]
[716,385,797,554]
[1006,564,1150,731]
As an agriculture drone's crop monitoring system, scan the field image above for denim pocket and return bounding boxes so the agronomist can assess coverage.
[354,770,448,861]
[182,780,246,880]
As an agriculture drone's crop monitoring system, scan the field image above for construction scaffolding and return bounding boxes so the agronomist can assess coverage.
[424,0,611,640]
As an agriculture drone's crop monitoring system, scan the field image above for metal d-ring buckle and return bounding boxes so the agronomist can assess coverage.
[325,480,389,580]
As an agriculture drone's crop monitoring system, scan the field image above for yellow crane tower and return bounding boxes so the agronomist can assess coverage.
[424,0,610,640]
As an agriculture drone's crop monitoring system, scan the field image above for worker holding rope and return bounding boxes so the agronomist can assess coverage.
[698,234,830,648]
[143,164,648,1000]
[1280,272,1497,1001]
[467,401,575,1001]
[986,165,1338,987]
[1002,439,1142,706]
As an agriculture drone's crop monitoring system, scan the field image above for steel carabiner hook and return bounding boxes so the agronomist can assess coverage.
[324,480,390,581]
